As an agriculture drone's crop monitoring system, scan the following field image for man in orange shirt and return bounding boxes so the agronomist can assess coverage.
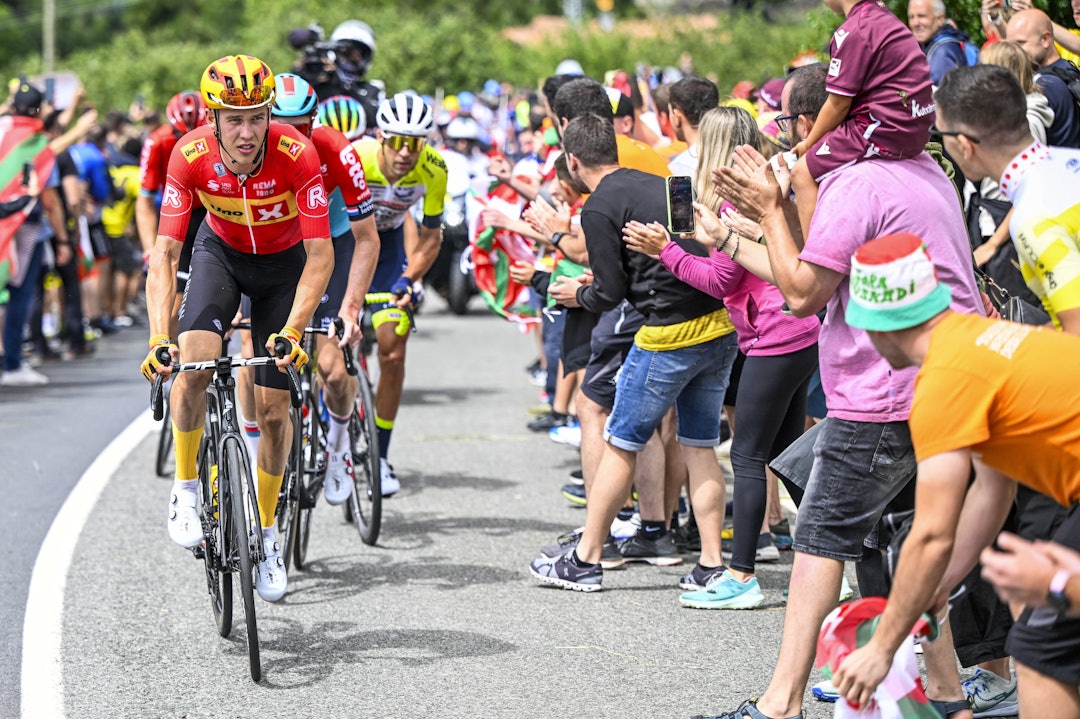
[829,232,1080,719]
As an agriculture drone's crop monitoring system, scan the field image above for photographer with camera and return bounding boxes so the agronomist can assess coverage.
[289,19,384,131]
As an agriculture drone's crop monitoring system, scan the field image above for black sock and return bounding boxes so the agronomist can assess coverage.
[570,549,598,568]
[616,507,635,521]
[670,509,680,530]
[698,562,723,572]
[641,520,666,538]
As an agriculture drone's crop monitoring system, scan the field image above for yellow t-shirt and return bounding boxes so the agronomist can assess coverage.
[101,164,140,238]
[911,312,1080,506]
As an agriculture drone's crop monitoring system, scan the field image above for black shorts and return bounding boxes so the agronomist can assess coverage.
[178,225,305,390]
[87,221,110,260]
[561,307,598,374]
[313,230,356,328]
[1005,501,1080,685]
[579,300,643,410]
[176,208,207,292]
[107,233,139,275]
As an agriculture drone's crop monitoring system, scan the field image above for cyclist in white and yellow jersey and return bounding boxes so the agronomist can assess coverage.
[352,93,447,494]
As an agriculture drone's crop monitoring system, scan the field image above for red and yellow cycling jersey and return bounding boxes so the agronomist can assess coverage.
[139,123,179,195]
[307,124,374,219]
[158,124,330,254]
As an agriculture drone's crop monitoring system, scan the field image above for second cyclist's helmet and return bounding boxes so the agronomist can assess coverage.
[317,95,367,141]
[330,20,376,81]
[201,55,276,110]
[166,91,207,134]
[376,93,433,137]
[445,115,480,142]
[272,73,318,117]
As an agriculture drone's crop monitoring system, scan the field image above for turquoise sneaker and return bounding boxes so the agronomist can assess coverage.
[679,570,764,609]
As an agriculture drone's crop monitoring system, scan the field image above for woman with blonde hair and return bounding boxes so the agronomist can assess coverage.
[623,106,820,608]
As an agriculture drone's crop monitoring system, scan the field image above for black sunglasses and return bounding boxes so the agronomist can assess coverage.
[931,125,981,144]
[774,112,806,133]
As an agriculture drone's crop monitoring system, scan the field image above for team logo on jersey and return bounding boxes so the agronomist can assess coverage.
[277,136,305,159]
[910,100,935,118]
[307,184,328,208]
[181,139,210,162]
[829,58,842,77]
[207,180,220,191]
[816,142,832,156]
[833,29,848,49]
[161,184,183,209]
[213,162,227,177]
[252,179,277,198]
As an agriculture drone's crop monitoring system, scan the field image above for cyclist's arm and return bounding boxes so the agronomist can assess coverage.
[135,193,159,256]
[404,223,442,287]
[287,235,334,334]
[146,234,182,340]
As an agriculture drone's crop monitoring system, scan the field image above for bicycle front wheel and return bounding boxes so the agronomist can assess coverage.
[348,369,382,545]
[223,436,261,682]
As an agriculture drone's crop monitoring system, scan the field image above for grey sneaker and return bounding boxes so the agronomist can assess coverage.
[539,531,625,569]
[963,668,1018,717]
[617,531,683,566]
[529,551,602,592]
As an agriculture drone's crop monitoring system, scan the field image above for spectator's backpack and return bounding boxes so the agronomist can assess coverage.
[1039,61,1080,117]
[927,34,980,68]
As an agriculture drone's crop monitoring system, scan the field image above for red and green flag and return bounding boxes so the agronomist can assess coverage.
[0,114,55,294]
[470,181,539,330]
[816,596,942,719]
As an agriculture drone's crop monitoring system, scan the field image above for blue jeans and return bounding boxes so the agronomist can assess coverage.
[541,307,565,398]
[4,241,45,372]
[604,331,738,452]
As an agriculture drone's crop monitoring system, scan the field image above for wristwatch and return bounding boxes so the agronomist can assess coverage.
[1048,568,1073,613]
[550,231,568,248]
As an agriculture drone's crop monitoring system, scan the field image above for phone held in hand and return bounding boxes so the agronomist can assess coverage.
[666,175,695,235]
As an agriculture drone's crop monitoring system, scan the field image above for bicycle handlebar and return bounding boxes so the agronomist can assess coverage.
[332,317,358,377]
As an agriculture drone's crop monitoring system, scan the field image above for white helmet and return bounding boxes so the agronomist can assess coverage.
[376,93,433,137]
[445,115,480,141]
[330,20,376,80]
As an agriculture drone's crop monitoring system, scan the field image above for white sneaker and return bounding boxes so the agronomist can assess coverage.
[964,668,1018,717]
[549,423,582,447]
[380,458,400,497]
[256,538,287,602]
[167,485,203,547]
[812,678,840,702]
[323,451,354,506]
[1,364,49,387]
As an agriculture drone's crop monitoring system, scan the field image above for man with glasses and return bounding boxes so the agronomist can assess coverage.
[701,61,984,719]
[141,55,333,603]
[351,92,447,495]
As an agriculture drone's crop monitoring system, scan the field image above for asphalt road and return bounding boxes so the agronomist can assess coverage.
[7,301,856,719]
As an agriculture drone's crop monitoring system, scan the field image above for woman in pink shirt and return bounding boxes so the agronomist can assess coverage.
[623,106,820,609]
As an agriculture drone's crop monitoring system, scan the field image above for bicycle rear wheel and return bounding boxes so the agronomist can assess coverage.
[275,409,302,571]
[199,435,231,637]
[348,368,381,545]
[223,436,261,682]
[155,400,174,478]
[294,390,324,569]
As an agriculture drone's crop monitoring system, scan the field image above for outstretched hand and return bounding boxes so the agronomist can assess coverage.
[622,220,670,259]
[711,145,786,223]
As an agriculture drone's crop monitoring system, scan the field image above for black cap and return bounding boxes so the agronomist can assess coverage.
[13,81,45,114]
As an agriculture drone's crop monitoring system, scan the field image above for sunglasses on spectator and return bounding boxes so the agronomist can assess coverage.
[383,135,426,152]
[931,125,981,144]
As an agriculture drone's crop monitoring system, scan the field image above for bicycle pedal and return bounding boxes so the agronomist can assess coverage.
[190,543,206,560]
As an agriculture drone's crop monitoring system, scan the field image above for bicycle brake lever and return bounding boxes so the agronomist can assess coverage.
[151,374,165,421]
[334,317,358,376]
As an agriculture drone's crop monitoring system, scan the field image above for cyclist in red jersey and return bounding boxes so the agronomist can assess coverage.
[141,55,333,603]
[135,90,208,338]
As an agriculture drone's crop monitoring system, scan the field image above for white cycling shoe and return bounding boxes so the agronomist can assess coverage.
[167,485,203,548]
[256,538,287,602]
[380,458,400,497]
[324,452,354,506]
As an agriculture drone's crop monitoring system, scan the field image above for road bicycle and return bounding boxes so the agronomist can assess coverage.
[151,338,301,682]
[154,396,173,478]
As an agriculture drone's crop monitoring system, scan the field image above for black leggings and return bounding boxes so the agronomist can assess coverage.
[729,344,818,574]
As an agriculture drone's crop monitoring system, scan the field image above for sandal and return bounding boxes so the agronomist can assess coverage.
[929,698,972,718]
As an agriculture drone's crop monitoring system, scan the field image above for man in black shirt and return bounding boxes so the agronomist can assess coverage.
[530,113,739,592]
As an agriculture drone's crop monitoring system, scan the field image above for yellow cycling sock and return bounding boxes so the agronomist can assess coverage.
[172,423,204,481]
[375,415,394,430]
[256,467,283,529]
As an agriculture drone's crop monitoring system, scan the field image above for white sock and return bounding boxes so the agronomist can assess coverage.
[325,410,350,454]
[173,478,198,493]
[243,419,261,471]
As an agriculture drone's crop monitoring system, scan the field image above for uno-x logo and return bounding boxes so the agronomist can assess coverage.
[182,139,209,161]
[255,203,285,221]
[307,184,328,208]
[162,184,183,209]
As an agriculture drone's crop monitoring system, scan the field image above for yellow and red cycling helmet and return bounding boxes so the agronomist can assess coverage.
[201,55,276,110]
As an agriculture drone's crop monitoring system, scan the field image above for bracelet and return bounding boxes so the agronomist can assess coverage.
[726,233,741,259]
[716,227,734,253]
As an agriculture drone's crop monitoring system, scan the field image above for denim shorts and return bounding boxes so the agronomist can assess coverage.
[603,331,738,452]
[791,418,916,561]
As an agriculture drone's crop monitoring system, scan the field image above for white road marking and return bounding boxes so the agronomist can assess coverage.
[21,409,156,719]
